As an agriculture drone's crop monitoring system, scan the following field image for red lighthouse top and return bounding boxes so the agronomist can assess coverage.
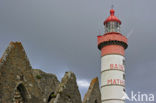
[97,8,128,56]
[104,9,121,25]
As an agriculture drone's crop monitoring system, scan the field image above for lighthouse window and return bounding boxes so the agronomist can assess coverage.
[123,74,125,80]
[105,25,108,33]
[123,88,126,92]
[117,23,120,32]
[123,59,126,66]
[105,22,120,33]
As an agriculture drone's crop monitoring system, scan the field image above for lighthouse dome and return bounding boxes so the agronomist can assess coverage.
[104,9,121,25]
[104,9,121,33]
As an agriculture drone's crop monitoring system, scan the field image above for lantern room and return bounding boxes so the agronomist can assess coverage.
[104,9,121,33]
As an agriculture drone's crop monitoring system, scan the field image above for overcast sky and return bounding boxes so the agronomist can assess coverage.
[0,0,156,102]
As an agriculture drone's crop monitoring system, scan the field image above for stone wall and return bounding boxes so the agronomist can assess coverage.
[0,42,42,103]
[0,42,101,103]
[32,69,60,102]
[50,72,82,103]
[83,77,101,103]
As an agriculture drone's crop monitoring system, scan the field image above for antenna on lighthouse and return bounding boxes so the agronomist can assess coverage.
[96,17,102,36]
[111,4,114,9]
[126,28,134,38]
[110,0,114,9]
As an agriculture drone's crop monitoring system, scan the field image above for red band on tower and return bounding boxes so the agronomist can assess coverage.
[101,45,125,56]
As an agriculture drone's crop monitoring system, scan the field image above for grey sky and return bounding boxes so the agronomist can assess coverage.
[0,0,156,101]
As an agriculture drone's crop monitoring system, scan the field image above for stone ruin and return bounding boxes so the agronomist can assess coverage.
[0,42,101,103]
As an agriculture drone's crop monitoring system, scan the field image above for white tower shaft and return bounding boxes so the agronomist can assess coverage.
[101,55,125,103]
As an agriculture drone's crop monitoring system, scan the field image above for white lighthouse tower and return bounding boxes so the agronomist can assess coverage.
[97,9,128,103]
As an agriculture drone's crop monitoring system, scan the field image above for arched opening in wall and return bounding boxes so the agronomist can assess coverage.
[95,99,98,103]
[66,95,72,103]
[13,83,29,103]
[47,92,56,103]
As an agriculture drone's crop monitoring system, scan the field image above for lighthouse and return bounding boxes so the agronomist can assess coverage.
[97,9,128,103]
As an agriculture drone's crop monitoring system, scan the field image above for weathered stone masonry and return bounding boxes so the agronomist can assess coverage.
[0,42,101,103]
